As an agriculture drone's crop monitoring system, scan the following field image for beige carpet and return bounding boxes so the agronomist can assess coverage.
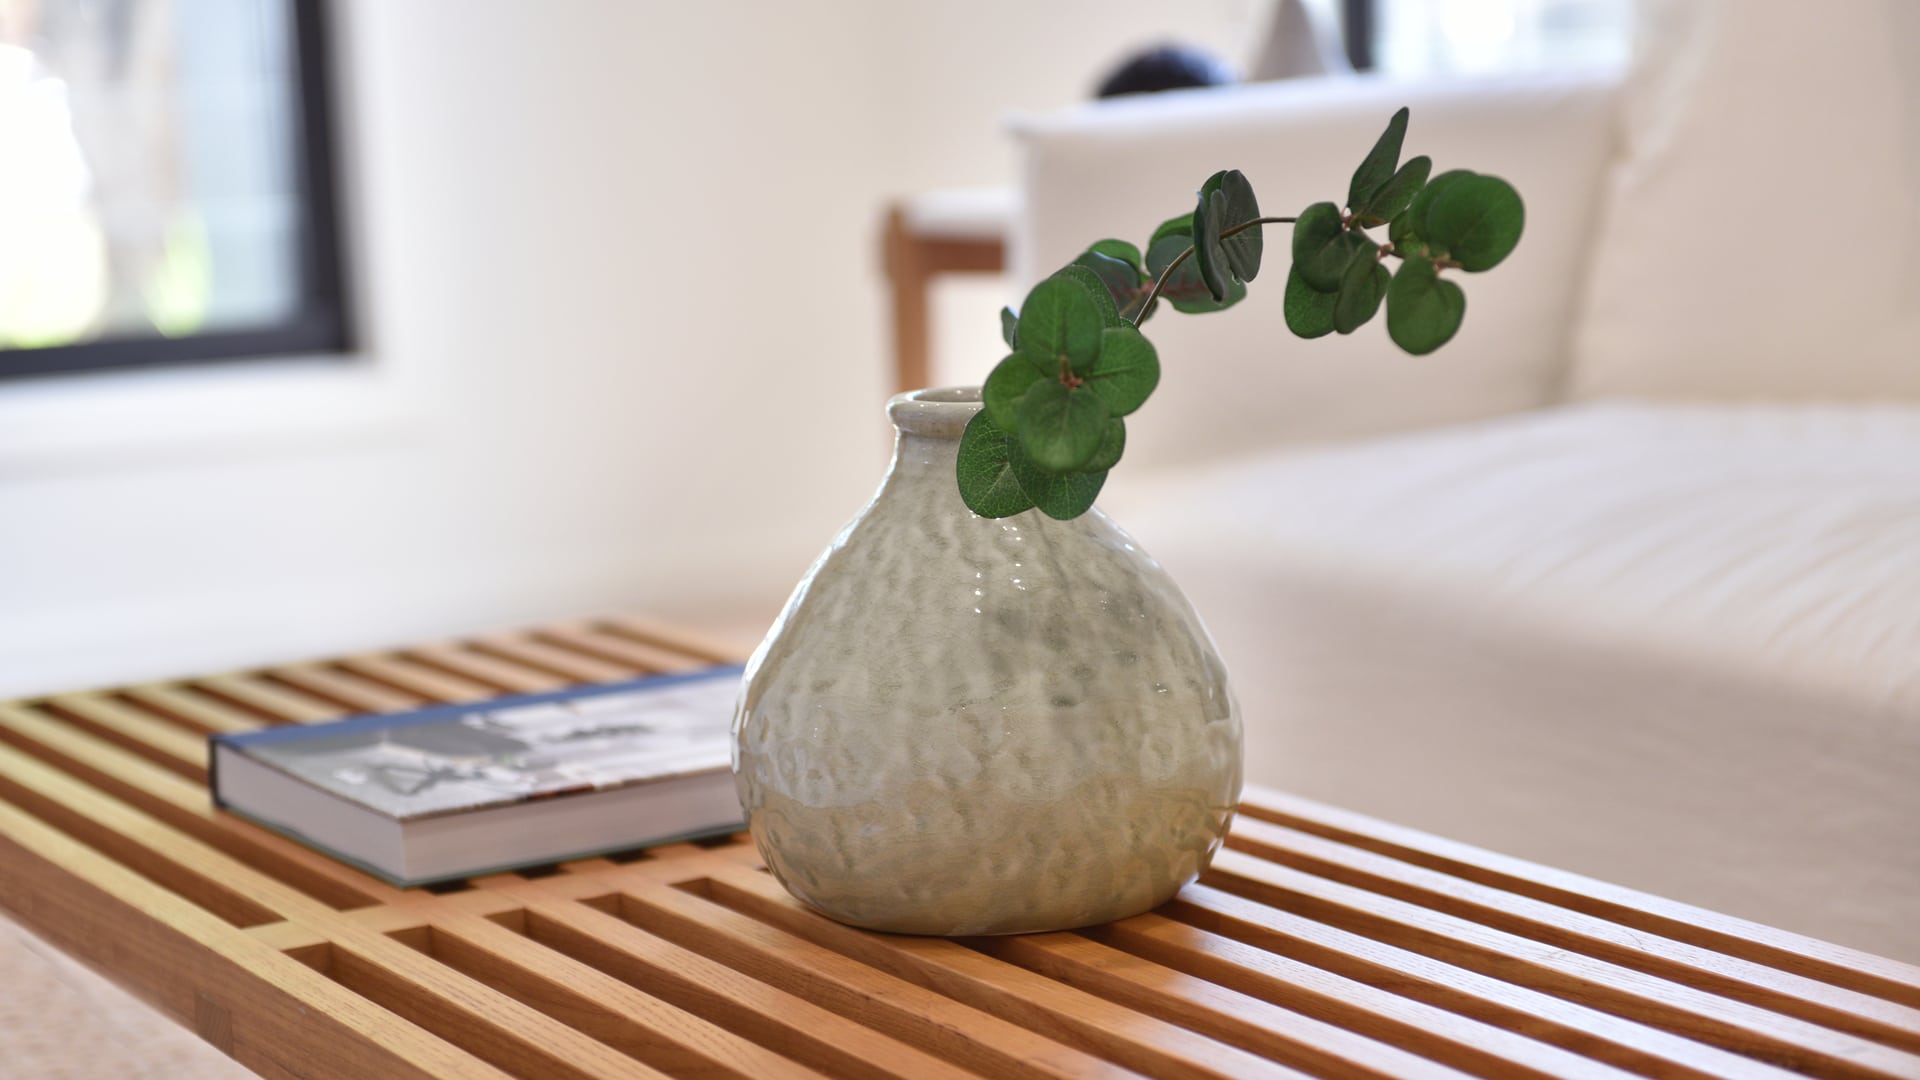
[0,909,253,1079]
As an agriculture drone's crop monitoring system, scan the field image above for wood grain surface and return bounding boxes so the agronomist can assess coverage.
[2,615,1916,1078]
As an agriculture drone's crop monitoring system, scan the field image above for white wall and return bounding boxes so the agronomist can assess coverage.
[0,0,1263,697]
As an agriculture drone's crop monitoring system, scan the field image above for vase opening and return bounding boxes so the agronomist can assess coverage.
[887,385,981,441]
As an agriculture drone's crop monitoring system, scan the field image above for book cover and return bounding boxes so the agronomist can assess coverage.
[211,664,746,822]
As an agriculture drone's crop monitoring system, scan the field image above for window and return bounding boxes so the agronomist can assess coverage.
[1343,0,1632,75]
[0,0,348,379]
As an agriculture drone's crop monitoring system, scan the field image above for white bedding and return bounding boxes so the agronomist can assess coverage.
[1103,403,1920,960]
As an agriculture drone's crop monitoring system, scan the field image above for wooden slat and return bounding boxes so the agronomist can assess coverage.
[193,674,346,724]
[594,614,747,665]
[1206,848,1920,1079]
[1227,814,1920,1052]
[1164,882,1795,1079]
[39,693,208,773]
[402,644,572,695]
[467,635,640,684]
[336,655,500,704]
[700,867,1310,1080]
[267,663,427,714]
[588,880,1141,1079]
[0,703,400,910]
[516,895,976,1080]
[533,625,711,674]
[1058,913,1647,1079]
[0,798,510,1080]
[402,915,825,1079]
[973,929,1492,1079]
[1241,786,1920,1009]
[121,684,261,734]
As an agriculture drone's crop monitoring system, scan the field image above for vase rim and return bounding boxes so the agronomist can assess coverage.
[887,386,982,440]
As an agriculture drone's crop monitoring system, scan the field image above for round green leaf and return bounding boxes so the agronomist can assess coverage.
[956,410,1035,518]
[1146,230,1248,314]
[1283,266,1335,339]
[1421,172,1524,272]
[1407,170,1475,258]
[1191,181,1232,302]
[999,305,1019,349]
[1014,276,1103,373]
[1049,264,1121,331]
[1084,417,1125,472]
[1170,277,1245,315]
[1353,155,1430,227]
[1298,229,1374,294]
[982,353,1046,432]
[1016,380,1111,473]
[1073,251,1143,322]
[1089,238,1143,274]
[1347,106,1408,214]
[1386,257,1466,355]
[1291,202,1342,274]
[1085,326,1159,416]
[1214,169,1262,281]
[1009,438,1106,521]
[1333,251,1389,335]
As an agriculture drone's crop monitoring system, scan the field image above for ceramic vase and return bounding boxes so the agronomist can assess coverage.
[732,386,1242,935]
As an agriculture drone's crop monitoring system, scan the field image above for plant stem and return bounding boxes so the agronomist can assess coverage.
[1128,216,1297,327]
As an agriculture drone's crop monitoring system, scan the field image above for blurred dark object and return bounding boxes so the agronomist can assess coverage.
[1094,44,1237,99]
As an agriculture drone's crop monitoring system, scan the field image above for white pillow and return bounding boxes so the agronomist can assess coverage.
[1568,0,1920,401]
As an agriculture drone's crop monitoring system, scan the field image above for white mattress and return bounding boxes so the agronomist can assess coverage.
[1102,402,1920,961]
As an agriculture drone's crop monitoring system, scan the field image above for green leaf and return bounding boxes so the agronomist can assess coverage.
[1388,210,1428,258]
[1386,257,1466,355]
[1406,170,1474,258]
[1088,239,1143,274]
[1085,326,1159,416]
[1204,170,1263,281]
[1283,266,1335,339]
[1353,155,1430,227]
[982,353,1046,432]
[1191,180,1232,302]
[1016,379,1111,473]
[1049,264,1121,330]
[1146,233,1245,313]
[1014,275,1104,372]
[956,410,1035,518]
[1420,172,1524,272]
[1348,106,1409,214]
[1073,251,1142,322]
[1009,438,1106,520]
[1150,213,1194,246]
[1290,202,1352,291]
[1169,277,1245,315]
[1297,225,1375,294]
[1333,250,1389,335]
[999,306,1019,349]
[1084,418,1125,472]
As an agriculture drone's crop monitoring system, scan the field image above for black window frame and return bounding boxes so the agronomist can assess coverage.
[0,0,351,381]
[1342,0,1378,71]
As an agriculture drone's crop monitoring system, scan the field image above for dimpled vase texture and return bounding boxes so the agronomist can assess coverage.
[732,387,1243,936]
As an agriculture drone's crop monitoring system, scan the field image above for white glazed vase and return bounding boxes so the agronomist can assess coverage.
[733,387,1242,935]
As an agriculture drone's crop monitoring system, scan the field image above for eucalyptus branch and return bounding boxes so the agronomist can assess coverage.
[1128,215,1298,327]
[958,108,1525,521]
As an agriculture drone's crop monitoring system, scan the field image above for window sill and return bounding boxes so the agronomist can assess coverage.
[0,351,424,478]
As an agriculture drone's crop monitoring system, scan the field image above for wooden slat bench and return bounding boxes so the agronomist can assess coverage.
[2,615,1917,1078]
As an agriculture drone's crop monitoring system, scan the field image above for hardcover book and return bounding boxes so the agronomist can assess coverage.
[210,665,746,885]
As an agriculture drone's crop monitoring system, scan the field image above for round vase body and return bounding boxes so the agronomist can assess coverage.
[733,387,1242,935]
